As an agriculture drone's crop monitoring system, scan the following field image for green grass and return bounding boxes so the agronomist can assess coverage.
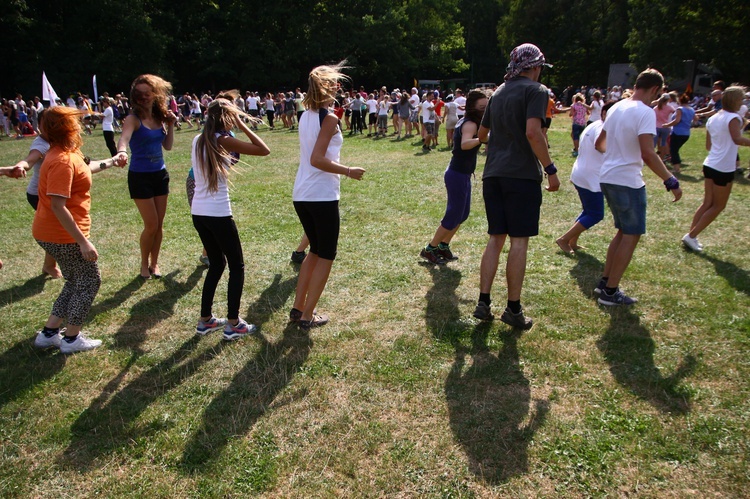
[1,116,749,497]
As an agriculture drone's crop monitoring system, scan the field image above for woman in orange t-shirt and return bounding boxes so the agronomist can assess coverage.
[32,107,122,354]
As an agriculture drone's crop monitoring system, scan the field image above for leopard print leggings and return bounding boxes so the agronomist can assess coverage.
[37,241,101,326]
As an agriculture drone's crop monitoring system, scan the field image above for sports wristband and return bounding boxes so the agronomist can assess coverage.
[544,162,558,176]
[664,176,679,191]
[99,162,109,170]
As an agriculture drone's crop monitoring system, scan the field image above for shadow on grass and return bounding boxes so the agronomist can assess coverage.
[423,265,548,484]
[245,273,298,330]
[446,324,549,484]
[568,250,604,297]
[695,252,750,296]
[597,308,696,414]
[59,336,227,470]
[0,274,47,309]
[88,275,146,321]
[0,339,66,410]
[179,325,312,471]
[60,272,297,470]
[111,267,203,353]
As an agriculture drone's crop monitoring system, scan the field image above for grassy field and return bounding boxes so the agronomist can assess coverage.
[1,115,748,498]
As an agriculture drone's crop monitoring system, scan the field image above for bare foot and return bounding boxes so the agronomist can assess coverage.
[555,238,574,255]
[43,266,63,279]
[570,243,585,251]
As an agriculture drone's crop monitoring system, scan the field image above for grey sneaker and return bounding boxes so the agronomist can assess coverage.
[199,255,210,267]
[597,289,638,306]
[593,278,607,296]
[196,317,227,336]
[59,333,102,354]
[681,233,703,252]
[34,330,62,349]
[473,302,494,321]
[223,319,257,340]
[500,307,533,330]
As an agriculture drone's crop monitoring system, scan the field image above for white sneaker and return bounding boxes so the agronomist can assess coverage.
[34,330,62,349]
[682,233,703,252]
[59,333,102,354]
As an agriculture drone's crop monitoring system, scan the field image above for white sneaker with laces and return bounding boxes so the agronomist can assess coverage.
[682,233,703,252]
[59,333,102,354]
[34,331,62,349]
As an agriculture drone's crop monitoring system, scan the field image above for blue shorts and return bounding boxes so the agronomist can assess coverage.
[601,183,646,235]
[572,123,585,141]
[655,128,670,147]
[573,184,604,229]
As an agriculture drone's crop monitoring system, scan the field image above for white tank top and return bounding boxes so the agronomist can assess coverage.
[293,110,343,202]
[704,110,743,173]
[190,134,232,216]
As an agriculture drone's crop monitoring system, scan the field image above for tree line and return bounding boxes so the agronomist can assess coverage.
[1,0,747,99]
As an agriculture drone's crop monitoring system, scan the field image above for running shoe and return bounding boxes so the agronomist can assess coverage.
[59,333,102,354]
[196,317,227,336]
[223,319,257,340]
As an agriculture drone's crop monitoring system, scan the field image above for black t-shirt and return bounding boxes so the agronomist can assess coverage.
[481,76,548,182]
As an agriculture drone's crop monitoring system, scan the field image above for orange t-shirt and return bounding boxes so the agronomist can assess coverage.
[32,148,92,244]
[546,97,555,119]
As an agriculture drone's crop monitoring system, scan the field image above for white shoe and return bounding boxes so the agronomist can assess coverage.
[59,333,102,354]
[34,330,62,349]
[682,233,703,252]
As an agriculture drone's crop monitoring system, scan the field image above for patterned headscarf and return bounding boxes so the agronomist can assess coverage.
[504,43,552,81]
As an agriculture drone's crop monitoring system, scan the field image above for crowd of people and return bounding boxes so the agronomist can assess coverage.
[2,43,750,352]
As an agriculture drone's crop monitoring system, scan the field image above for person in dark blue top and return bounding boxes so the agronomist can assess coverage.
[115,74,178,280]
[420,90,489,265]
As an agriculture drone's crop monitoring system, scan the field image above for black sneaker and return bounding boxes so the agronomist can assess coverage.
[597,289,638,306]
[593,278,607,296]
[291,250,306,264]
[420,247,446,265]
[299,313,329,331]
[500,307,533,330]
[436,244,458,261]
[473,302,494,321]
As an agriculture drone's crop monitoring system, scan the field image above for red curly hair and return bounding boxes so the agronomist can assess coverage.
[43,107,84,151]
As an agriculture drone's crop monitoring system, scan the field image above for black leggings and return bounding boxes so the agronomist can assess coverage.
[293,200,339,260]
[350,110,362,133]
[103,130,117,156]
[192,215,244,320]
[670,134,690,165]
[266,110,275,128]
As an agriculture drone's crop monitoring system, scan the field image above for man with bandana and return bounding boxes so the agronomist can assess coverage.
[473,43,560,329]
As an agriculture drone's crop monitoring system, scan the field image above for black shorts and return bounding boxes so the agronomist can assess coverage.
[369,113,377,125]
[293,200,339,261]
[543,117,552,129]
[483,177,542,237]
[128,169,170,199]
[703,165,734,187]
[27,192,39,210]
